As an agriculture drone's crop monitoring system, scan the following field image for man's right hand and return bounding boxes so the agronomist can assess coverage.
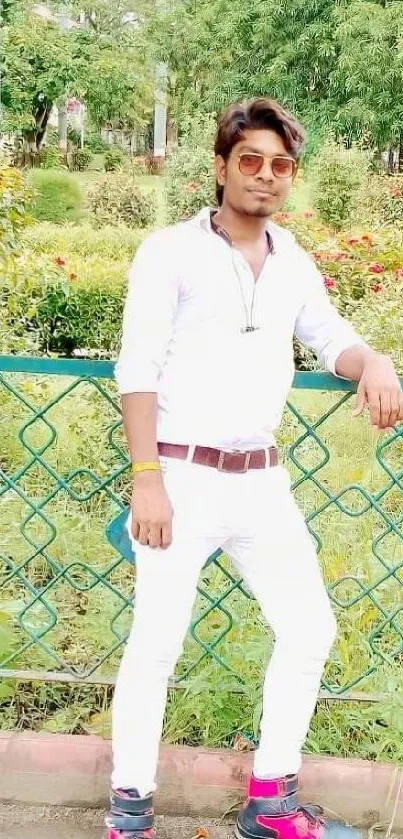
[131,472,174,549]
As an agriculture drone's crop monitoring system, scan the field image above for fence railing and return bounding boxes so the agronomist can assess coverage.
[1,355,403,702]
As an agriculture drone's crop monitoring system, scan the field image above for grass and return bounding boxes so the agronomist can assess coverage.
[1,373,403,763]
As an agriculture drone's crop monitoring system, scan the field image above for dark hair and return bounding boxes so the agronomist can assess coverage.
[214,97,306,205]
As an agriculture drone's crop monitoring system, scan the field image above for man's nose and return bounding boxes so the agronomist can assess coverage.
[257,159,275,180]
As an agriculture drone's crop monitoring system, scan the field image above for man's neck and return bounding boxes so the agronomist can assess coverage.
[213,204,270,246]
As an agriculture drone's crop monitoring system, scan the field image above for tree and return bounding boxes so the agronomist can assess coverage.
[152,0,403,156]
[331,1,403,157]
[1,0,154,156]
[1,2,80,153]
[68,0,154,130]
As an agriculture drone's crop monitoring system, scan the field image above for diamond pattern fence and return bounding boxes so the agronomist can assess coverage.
[1,355,403,702]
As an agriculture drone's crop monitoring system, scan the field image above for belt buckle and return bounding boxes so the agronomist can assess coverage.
[217,451,251,473]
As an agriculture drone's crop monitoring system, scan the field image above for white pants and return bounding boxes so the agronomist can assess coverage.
[111,458,337,795]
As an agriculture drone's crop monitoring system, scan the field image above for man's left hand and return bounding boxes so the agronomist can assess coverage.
[353,354,403,430]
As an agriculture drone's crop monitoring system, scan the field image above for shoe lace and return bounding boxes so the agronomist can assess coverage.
[298,804,325,827]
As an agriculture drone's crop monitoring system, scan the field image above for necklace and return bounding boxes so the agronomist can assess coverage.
[231,250,261,334]
[210,211,272,334]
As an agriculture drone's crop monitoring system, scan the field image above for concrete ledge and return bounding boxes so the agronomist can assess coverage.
[0,732,402,829]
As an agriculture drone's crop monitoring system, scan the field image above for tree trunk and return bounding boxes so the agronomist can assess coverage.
[58,102,68,153]
[22,96,53,165]
[166,113,178,154]
[399,134,403,174]
[387,146,395,173]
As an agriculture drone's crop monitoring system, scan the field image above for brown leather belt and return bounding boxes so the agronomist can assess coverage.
[157,442,278,473]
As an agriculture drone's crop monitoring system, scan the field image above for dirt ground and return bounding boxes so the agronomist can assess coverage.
[0,805,235,839]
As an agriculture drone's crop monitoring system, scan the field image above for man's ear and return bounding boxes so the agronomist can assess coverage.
[215,154,226,189]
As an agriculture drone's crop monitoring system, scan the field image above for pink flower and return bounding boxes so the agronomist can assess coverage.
[304,211,314,218]
[395,268,403,280]
[346,236,360,245]
[278,212,290,220]
[371,283,384,293]
[361,234,373,245]
[186,181,200,193]
[368,263,385,274]
[323,275,337,290]
[332,251,349,262]
[54,256,66,267]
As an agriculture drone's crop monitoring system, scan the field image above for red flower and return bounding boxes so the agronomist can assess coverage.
[69,272,77,281]
[346,236,360,245]
[395,268,403,280]
[54,256,66,267]
[361,234,373,245]
[278,212,290,220]
[311,251,323,261]
[371,283,384,293]
[391,188,402,199]
[304,211,314,218]
[332,251,349,262]
[368,263,385,274]
[323,275,337,290]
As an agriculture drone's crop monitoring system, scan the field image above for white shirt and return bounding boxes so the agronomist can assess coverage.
[115,207,366,451]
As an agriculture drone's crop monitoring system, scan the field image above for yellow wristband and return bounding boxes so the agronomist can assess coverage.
[132,461,161,474]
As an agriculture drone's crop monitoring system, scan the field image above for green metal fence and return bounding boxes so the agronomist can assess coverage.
[1,355,403,702]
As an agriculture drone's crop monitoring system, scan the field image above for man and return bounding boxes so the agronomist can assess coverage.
[107,98,403,839]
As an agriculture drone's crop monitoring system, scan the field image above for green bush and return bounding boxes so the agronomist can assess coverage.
[28,170,83,224]
[71,149,93,171]
[166,113,216,223]
[86,133,109,154]
[40,146,63,170]
[310,141,371,230]
[104,147,125,171]
[379,175,403,225]
[1,254,127,356]
[67,128,82,149]
[88,174,156,228]
[351,279,403,373]
[23,222,145,261]
[0,165,34,268]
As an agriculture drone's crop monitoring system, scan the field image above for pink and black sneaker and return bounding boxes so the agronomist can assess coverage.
[105,788,155,839]
[236,775,363,839]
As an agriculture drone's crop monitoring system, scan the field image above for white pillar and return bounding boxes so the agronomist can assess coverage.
[153,62,168,163]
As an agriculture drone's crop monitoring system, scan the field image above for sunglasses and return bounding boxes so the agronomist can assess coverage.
[238,152,297,179]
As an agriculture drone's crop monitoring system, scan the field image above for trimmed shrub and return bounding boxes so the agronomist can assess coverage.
[28,170,83,224]
[23,222,145,261]
[1,254,127,356]
[40,146,64,170]
[71,149,93,171]
[104,147,125,171]
[88,174,156,228]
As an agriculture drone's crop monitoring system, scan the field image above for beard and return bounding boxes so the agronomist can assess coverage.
[242,205,272,218]
[227,194,280,219]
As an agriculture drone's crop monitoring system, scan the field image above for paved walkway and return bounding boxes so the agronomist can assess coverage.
[0,805,235,839]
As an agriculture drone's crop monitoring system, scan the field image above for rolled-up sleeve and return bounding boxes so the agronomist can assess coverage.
[294,249,368,375]
[115,232,179,394]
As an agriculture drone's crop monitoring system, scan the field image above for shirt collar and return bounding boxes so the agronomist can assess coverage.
[192,207,275,254]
